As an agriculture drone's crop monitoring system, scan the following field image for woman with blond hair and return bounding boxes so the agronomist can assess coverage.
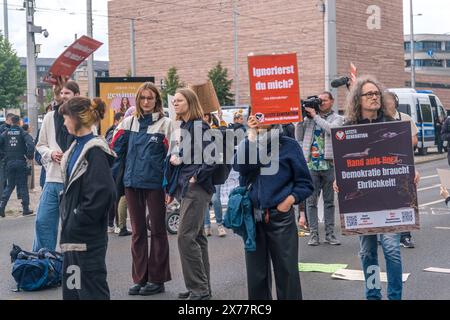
[111,82,174,296]
[165,88,216,300]
[59,97,116,299]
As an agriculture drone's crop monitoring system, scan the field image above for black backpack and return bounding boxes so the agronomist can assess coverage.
[210,127,234,185]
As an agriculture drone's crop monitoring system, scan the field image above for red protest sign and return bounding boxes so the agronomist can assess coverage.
[44,35,103,84]
[248,53,301,125]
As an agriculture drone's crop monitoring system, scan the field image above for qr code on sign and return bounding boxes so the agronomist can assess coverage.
[346,215,358,227]
[402,211,413,223]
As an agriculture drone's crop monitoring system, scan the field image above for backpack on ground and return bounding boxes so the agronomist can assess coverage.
[10,244,63,291]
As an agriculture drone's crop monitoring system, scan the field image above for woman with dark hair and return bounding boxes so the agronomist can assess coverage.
[59,97,116,300]
[119,97,131,113]
[111,82,174,296]
[165,88,216,300]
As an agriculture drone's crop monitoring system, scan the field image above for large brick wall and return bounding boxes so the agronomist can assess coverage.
[334,0,405,110]
[108,0,404,109]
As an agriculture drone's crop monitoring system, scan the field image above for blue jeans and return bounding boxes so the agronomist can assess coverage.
[204,185,223,227]
[33,182,64,252]
[359,233,402,300]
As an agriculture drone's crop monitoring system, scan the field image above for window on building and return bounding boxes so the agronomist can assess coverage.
[38,66,47,72]
[418,41,442,52]
[446,42,450,52]
[415,59,444,67]
[446,60,450,68]
[405,60,411,67]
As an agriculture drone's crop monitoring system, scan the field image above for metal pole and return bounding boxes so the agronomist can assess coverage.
[324,0,338,111]
[25,0,38,140]
[233,0,239,108]
[87,0,95,98]
[410,0,415,89]
[130,19,136,76]
[3,0,8,40]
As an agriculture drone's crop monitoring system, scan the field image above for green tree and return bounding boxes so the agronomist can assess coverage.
[0,33,26,110]
[208,61,234,106]
[161,66,184,107]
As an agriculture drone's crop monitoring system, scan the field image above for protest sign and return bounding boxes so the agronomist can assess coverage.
[248,53,301,125]
[332,121,419,235]
[189,80,220,114]
[44,35,103,84]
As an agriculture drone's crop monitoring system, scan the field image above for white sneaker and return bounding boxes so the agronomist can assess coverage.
[114,227,121,234]
[217,225,227,237]
[107,226,115,233]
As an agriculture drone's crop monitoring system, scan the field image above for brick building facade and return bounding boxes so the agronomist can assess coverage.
[108,0,405,111]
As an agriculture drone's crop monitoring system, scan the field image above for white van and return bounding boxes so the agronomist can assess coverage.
[387,88,446,155]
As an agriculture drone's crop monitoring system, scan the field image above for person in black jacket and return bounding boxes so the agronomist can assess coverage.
[59,97,116,300]
[165,88,216,300]
[0,113,15,201]
[0,115,35,217]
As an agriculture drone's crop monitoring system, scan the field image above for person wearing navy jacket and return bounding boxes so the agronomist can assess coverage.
[233,115,313,300]
[165,88,216,300]
[111,82,174,296]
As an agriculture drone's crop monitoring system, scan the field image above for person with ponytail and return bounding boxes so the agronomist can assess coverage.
[58,97,116,300]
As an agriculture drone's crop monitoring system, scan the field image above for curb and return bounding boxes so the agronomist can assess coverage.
[414,153,446,165]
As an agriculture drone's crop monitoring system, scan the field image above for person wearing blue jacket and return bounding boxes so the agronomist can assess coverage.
[233,115,313,300]
[111,82,174,296]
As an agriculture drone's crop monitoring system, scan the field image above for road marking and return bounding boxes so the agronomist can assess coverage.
[419,199,445,208]
[434,226,450,230]
[421,174,438,180]
[417,184,440,192]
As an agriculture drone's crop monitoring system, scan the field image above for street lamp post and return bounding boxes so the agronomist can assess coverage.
[410,0,415,89]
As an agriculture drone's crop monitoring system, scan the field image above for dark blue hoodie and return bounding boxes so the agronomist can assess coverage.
[233,132,313,210]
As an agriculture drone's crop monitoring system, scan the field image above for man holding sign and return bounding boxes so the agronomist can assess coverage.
[333,76,420,300]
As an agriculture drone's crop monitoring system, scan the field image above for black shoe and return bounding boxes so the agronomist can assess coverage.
[128,283,143,296]
[22,209,34,216]
[188,292,211,300]
[139,282,165,296]
[0,207,5,218]
[118,227,132,237]
[178,291,191,299]
[400,237,415,248]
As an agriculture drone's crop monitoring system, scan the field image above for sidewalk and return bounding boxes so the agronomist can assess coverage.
[414,147,447,165]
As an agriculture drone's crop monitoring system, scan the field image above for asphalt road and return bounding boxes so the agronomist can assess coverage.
[0,157,449,300]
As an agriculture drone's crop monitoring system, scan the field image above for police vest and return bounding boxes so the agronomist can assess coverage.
[3,127,27,161]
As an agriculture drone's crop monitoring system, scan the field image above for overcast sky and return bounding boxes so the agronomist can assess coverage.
[0,0,449,61]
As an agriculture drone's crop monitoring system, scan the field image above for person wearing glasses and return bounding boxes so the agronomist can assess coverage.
[334,75,419,300]
[295,91,343,246]
[111,82,174,296]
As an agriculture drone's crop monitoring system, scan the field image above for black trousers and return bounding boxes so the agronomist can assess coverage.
[245,207,302,300]
[1,160,29,207]
[62,248,110,300]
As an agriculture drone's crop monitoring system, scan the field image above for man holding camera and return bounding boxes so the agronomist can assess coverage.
[295,92,343,246]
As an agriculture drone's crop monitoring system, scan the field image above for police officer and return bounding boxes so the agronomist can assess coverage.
[0,113,16,200]
[0,115,35,217]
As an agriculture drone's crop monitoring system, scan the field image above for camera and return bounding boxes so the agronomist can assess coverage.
[301,95,322,118]
[42,29,49,38]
